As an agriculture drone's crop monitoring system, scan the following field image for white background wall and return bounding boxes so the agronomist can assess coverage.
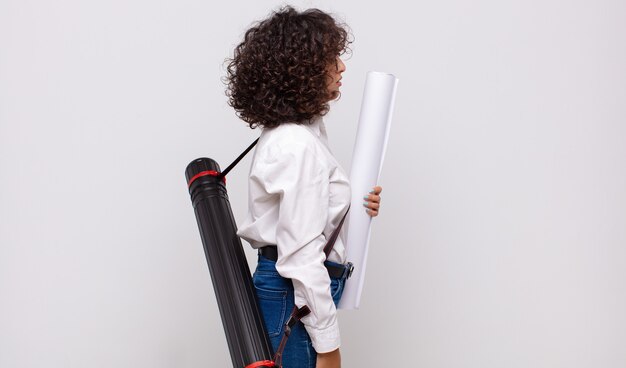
[1,0,625,367]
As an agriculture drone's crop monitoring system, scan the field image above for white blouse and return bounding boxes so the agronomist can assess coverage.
[237,116,351,353]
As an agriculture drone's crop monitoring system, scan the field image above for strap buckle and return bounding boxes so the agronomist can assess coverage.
[345,262,354,279]
[274,305,311,367]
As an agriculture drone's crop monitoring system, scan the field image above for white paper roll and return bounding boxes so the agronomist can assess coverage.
[338,71,398,310]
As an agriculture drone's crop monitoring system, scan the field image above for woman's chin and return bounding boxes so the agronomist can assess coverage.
[328,90,341,101]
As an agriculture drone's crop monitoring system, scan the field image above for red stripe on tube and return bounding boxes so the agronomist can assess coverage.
[187,170,225,187]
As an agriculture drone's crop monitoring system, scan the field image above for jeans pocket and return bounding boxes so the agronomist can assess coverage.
[254,286,287,338]
[253,272,288,338]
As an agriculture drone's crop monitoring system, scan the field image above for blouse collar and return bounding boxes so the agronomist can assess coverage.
[305,115,331,149]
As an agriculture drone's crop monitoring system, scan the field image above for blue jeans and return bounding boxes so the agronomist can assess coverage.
[252,254,348,368]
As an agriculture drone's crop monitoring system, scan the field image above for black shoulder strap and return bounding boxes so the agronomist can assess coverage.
[217,138,259,180]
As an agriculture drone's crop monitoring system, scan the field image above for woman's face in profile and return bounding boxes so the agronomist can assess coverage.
[326,56,346,100]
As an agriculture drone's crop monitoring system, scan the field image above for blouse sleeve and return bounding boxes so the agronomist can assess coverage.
[253,140,340,353]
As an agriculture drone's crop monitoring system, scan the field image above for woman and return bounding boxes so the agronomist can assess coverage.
[225,6,382,368]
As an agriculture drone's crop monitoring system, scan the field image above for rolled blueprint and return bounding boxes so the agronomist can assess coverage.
[338,71,399,310]
[185,158,275,368]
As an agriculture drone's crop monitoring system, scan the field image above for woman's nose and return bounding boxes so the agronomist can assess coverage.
[337,57,346,72]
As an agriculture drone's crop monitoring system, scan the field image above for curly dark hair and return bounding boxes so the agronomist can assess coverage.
[224,6,352,129]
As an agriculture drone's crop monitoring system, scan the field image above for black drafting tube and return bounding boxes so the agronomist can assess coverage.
[185,157,274,368]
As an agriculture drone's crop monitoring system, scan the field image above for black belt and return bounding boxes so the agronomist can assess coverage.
[258,246,354,280]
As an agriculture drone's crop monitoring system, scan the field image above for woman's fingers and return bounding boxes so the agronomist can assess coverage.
[363,201,380,210]
[364,186,383,202]
[370,186,382,195]
[364,194,381,203]
[363,185,383,217]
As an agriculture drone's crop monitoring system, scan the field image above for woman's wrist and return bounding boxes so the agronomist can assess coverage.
[316,347,341,368]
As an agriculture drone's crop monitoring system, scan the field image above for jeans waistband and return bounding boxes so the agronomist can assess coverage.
[256,250,353,280]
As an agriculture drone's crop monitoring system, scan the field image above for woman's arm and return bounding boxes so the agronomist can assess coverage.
[314,186,382,368]
[257,140,342,353]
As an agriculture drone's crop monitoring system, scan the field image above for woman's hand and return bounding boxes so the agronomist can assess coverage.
[316,348,341,368]
[363,186,383,217]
